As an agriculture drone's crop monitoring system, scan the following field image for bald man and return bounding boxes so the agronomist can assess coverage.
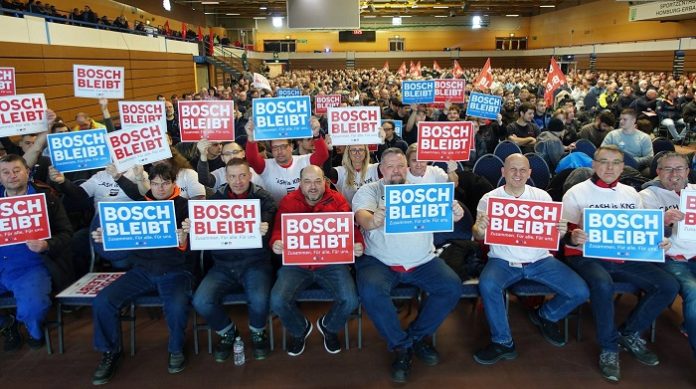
[472,154,589,365]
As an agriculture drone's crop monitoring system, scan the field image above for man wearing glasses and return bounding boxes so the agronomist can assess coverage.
[639,152,696,359]
[561,145,678,383]
[196,140,262,192]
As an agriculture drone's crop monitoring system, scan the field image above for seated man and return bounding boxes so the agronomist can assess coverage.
[186,158,277,362]
[601,109,654,171]
[562,145,678,383]
[352,148,464,383]
[472,154,589,364]
[0,154,73,351]
[195,140,262,192]
[270,165,362,356]
[578,110,616,148]
[639,152,696,358]
[506,102,540,154]
[90,164,192,385]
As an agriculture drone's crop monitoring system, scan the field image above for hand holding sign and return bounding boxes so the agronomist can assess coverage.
[372,206,386,229]
[354,242,364,257]
[659,238,671,251]
[557,220,568,237]
[260,222,269,236]
[272,240,283,255]
[245,120,255,142]
[665,208,684,226]
[105,163,121,180]
[48,166,65,184]
[92,228,104,244]
[26,239,49,253]
[570,228,586,245]
[452,201,464,222]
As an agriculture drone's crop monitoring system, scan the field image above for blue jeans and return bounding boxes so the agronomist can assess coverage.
[568,256,679,352]
[479,257,589,345]
[661,260,696,358]
[193,257,272,331]
[92,267,194,353]
[356,255,462,351]
[270,265,358,337]
[0,264,52,339]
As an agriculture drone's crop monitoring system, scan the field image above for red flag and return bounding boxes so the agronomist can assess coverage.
[409,61,421,77]
[197,26,203,41]
[452,60,464,78]
[382,61,390,72]
[473,58,493,91]
[544,57,567,108]
[208,28,214,55]
[398,62,407,78]
[164,20,170,36]
[433,61,441,72]
[182,22,187,39]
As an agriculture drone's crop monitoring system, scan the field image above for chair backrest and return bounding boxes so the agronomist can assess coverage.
[472,153,504,187]
[497,176,535,187]
[534,137,564,171]
[652,137,675,154]
[525,152,551,189]
[622,152,639,169]
[650,150,668,178]
[493,140,522,161]
[573,138,597,159]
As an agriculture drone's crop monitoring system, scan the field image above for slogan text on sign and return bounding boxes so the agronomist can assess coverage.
[188,199,262,250]
[282,212,355,265]
[485,197,562,250]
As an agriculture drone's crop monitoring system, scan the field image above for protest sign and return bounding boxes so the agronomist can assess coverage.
[466,92,503,120]
[328,106,381,146]
[402,80,435,104]
[118,101,166,129]
[178,100,235,142]
[107,123,171,172]
[315,94,341,114]
[282,212,355,265]
[677,189,696,241]
[253,96,312,140]
[434,79,466,104]
[0,67,16,96]
[188,200,262,250]
[417,121,473,161]
[47,129,110,173]
[0,193,51,247]
[0,93,47,137]
[98,201,179,251]
[56,272,125,298]
[277,88,301,97]
[485,197,562,250]
[583,208,664,262]
[73,64,125,99]
[384,183,454,234]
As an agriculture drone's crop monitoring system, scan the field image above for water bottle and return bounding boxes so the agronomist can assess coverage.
[233,336,245,366]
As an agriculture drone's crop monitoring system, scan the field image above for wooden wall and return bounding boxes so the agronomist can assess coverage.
[684,50,696,73]
[594,51,673,72]
[0,41,196,125]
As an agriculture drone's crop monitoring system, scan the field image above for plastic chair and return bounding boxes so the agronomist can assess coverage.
[622,153,639,169]
[472,154,504,187]
[525,152,551,189]
[494,140,523,161]
[652,137,675,154]
[649,150,668,178]
[573,138,597,159]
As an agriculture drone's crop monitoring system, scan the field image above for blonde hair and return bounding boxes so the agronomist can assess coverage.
[342,144,370,189]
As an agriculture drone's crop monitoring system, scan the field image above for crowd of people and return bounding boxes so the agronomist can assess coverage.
[1,63,696,386]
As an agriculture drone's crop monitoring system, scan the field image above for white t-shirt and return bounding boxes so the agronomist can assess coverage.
[352,180,436,270]
[477,184,554,263]
[407,165,449,184]
[211,166,264,193]
[259,154,312,201]
[80,168,149,209]
[640,182,696,259]
[176,168,206,199]
[336,163,380,204]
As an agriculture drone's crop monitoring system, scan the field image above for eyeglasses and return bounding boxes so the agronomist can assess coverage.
[659,166,687,174]
[594,159,624,167]
[349,149,366,155]
[222,150,243,156]
[271,144,290,152]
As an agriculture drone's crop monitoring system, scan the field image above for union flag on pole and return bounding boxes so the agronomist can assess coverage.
[452,60,464,78]
[398,62,407,78]
[410,61,421,77]
[473,58,493,91]
[382,61,389,71]
[182,22,187,39]
[197,26,203,41]
[544,57,567,108]
[432,61,441,72]
[164,20,171,36]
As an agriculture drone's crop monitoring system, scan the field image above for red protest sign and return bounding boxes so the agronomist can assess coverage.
[328,106,381,146]
[0,67,16,96]
[0,93,47,137]
[544,57,567,108]
[0,193,51,247]
[107,123,171,172]
[118,101,166,129]
[485,197,562,250]
[178,101,235,142]
[56,272,125,298]
[282,212,354,266]
[315,94,342,115]
[73,64,124,99]
[417,121,473,161]
[434,79,466,103]
[188,199,262,250]
[678,189,696,240]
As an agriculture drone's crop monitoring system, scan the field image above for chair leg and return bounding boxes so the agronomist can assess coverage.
[130,304,136,357]
[193,311,199,356]
[207,328,213,354]
[576,305,583,341]
[358,305,363,350]
[57,304,64,354]
[432,332,437,348]
[268,315,274,352]
[282,326,286,351]
[344,321,350,351]
[650,320,656,343]
[563,317,569,344]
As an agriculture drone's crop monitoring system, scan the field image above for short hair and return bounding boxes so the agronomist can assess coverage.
[597,110,616,127]
[50,122,69,133]
[636,118,653,134]
[225,158,250,170]
[0,154,29,169]
[620,108,637,119]
[594,144,624,160]
[518,102,534,115]
[657,151,689,168]
[149,163,176,182]
[380,147,406,162]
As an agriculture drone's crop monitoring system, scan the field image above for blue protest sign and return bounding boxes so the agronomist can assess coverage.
[382,119,402,138]
[277,88,301,97]
[466,92,502,120]
[401,80,435,104]
[253,96,312,140]
[47,129,110,173]
[384,182,454,234]
[98,201,179,251]
[583,208,664,262]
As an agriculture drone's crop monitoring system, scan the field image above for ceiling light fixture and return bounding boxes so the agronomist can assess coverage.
[392,16,402,25]
[472,15,481,29]
[272,16,283,27]
[505,14,519,17]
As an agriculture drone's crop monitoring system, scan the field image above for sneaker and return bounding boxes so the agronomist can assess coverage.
[528,308,566,347]
[473,342,518,365]
[599,350,621,383]
[619,332,659,366]
[214,326,238,363]
[168,352,186,374]
[391,347,413,383]
[413,338,440,366]
[92,351,121,386]
[1,315,22,352]
[316,316,341,354]
[287,320,313,357]
[27,336,45,350]
[251,329,270,360]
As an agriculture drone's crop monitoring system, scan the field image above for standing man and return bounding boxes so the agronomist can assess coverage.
[352,148,464,383]
[472,154,588,364]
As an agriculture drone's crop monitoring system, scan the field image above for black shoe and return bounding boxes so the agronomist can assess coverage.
[92,351,121,386]
[391,347,413,383]
[473,342,518,365]
[287,320,312,357]
[316,316,341,354]
[599,350,621,383]
[27,336,45,350]
[251,329,270,360]
[528,308,566,347]
[619,332,659,366]
[413,338,440,366]
[214,326,238,363]
[1,316,22,352]
[168,352,186,374]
